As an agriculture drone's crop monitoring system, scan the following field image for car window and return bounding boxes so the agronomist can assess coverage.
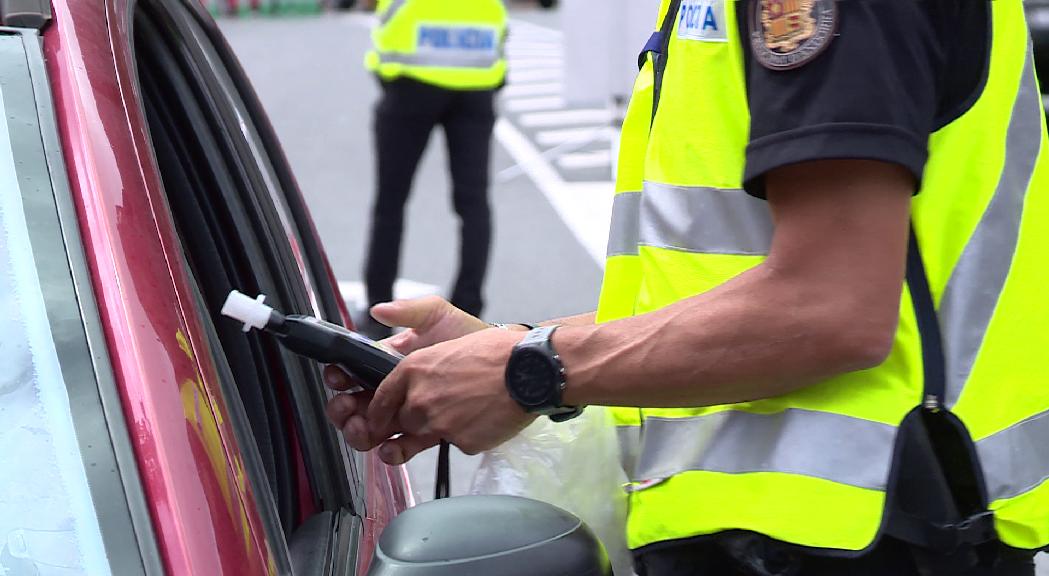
[167,0,367,514]
[0,31,152,576]
[132,2,362,572]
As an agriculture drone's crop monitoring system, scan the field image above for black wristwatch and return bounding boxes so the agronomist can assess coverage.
[505,326,583,422]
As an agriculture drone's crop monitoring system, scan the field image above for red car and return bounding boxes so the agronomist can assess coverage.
[1,1,608,574]
[0,0,411,573]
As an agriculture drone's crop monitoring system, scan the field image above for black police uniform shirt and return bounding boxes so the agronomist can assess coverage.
[737,0,990,198]
[731,0,994,546]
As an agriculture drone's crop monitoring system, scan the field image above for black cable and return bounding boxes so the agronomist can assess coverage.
[435,441,451,500]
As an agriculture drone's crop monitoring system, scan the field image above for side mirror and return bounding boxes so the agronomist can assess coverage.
[368,495,613,576]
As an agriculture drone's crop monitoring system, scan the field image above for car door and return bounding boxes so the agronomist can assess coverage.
[130,0,390,573]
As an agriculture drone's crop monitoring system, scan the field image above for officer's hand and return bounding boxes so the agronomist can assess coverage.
[370,296,489,355]
[346,328,537,464]
[325,368,385,451]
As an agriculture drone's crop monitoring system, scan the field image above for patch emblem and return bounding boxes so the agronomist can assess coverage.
[749,0,837,70]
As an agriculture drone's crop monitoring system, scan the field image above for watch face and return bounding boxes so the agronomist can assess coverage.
[508,350,557,407]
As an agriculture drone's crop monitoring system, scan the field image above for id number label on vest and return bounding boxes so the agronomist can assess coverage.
[417,25,499,56]
[677,0,728,43]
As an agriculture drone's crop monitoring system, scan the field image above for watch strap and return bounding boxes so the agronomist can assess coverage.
[519,325,558,347]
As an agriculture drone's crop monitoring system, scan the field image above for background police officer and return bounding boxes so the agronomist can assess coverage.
[361,0,508,337]
[330,0,1049,574]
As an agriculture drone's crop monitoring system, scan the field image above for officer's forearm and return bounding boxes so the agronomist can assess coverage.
[542,312,596,328]
[556,265,896,408]
[555,159,912,408]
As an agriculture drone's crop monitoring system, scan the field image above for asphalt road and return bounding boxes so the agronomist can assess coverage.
[220,8,601,328]
[221,9,1049,574]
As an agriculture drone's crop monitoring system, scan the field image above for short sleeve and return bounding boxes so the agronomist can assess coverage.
[742,0,943,197]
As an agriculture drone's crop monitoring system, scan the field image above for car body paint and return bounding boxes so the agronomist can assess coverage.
[40,0,410,572]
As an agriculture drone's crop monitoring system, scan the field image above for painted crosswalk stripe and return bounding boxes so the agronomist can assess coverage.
[536,126,614,147]
[509,57,566,70]
[502,81,562,98]
[518,109,611,128]
[503,96,568,113]
[509,68,563,83]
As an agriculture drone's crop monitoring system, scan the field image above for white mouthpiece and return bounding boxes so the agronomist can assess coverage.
[222,290,274,333]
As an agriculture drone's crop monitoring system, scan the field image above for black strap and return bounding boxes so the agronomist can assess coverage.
[435,440,451,500]
[646,0,681,123]
[637,1,679,70]
[895,227,995,551]
[638,31,665,71]
[905,226,947,409]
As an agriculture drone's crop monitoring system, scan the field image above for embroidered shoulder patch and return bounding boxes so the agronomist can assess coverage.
[749,0,837,70]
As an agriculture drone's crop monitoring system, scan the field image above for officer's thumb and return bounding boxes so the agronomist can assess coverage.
[370,295,450,331]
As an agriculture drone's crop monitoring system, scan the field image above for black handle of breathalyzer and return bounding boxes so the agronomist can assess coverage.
[271,314,401,390]
[221,290,452,499]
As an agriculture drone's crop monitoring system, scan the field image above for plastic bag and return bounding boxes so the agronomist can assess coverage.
[470,407,633,575]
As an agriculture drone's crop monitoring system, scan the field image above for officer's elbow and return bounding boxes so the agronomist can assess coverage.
[820,305,898,373]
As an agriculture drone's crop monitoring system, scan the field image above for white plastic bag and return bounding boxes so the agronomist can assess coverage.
[470,407,633,575]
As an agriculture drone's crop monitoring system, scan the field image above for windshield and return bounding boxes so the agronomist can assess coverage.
[0,49,112,576]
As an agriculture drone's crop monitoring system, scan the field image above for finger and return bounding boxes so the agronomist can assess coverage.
[378,434,441,466]
[370,296,447,331]
[384,329,421,355]
[325,393,360,429]
[339,415,381,451]
[326,388,371,420]
[367,363,410,436]
[324,365,357,391]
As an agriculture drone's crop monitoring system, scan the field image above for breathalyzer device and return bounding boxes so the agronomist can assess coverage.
[221,290,401,390]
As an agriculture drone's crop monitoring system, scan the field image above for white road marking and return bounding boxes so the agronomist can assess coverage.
[557,149,613,171]
[518,108,611,128]
[509,67,563,84]
[494,19,617,267]
[508,20,563,39]
[337,279,442,312]
[506,48,563,59]
[494,118,612,266]
[503,96,567,113]
[536,126,614,147]
[505,40,562,52]
[508,57,566,70]
[502,81,562,98]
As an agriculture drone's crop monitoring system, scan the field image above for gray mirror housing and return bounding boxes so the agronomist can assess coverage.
[368,495,613,576]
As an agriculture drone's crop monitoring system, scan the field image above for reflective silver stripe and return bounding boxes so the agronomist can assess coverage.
[941,45,1044,408]
[378,0,408,25]
[607,192,641,257]
[375,51,501,69]
[617,425,642,480]
[631,410,896,491]
[640,182,773,256]
[978,409,1049,501]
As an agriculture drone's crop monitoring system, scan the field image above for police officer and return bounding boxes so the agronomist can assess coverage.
[330,0,1049,574]
[360,0,507,337]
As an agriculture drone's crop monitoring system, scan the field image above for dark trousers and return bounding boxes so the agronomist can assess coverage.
[364,78,495,317]
[635,536,1036,576]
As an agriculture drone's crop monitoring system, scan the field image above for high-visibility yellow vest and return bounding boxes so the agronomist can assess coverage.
[600,0,1049,553]
[366,0,508,90]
